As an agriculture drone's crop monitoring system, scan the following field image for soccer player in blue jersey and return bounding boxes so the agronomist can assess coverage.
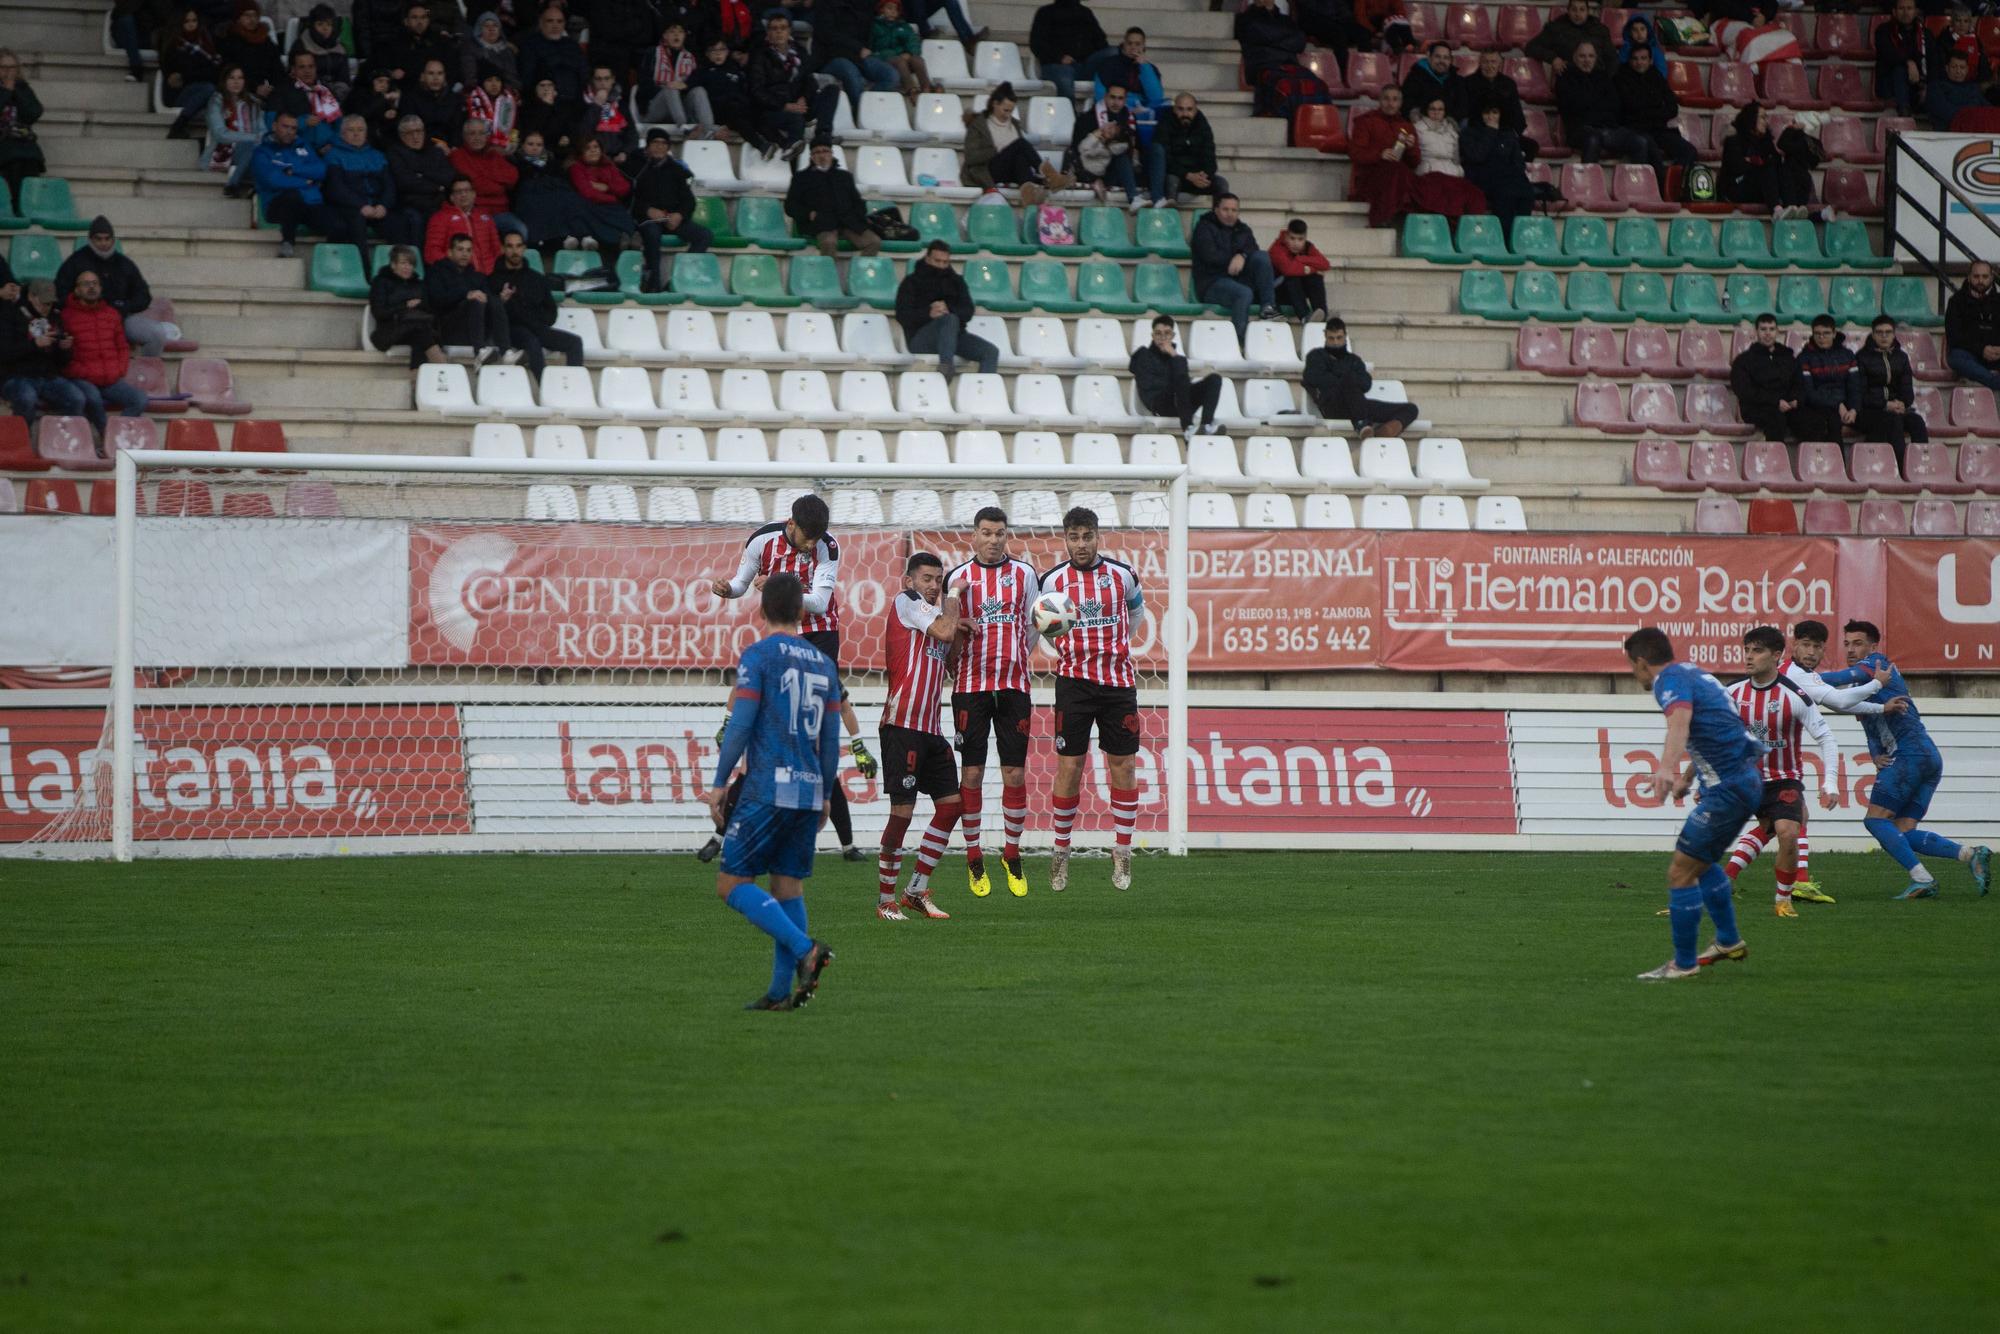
[1625,628,1763,982]
[1816,620,1991,900]
[707,572,842,1011]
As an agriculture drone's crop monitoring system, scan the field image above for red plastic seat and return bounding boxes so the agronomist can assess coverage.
[1630,384,1691,432]
[1624,326,1680,376]
[1669,59,1717,109]
[1818,117,1870,164]
[1712,63,1761,109]
[1516,324,1574,375]
[1746,497,1800,533]
[1969,500,2000,535]
[164,418,222,452]
[1823,167,1881,217]
[179,358,251,415]
[125,355,189,413]
[1797,440,1861,493]
[1687,383,1752,436]
[1506,56,1552,104]
[1678,110,1717,162]
[1299,48,1345,95]
[1635,438,1696,490]
[1404,3,1440,45]
[1851,440,1918,493]
[155,480,214,516]
[24,479,83,512]
[1576,381,1637,432]
[1573,324,1624,375]
[1523,106,1567,158]
[1905,330,1951,382]
[1694,496,1744,533]
[220,491,277,517]
[1905,441,1969,494]
[1875,116,1917,161]
[285,481,341,516]
[34,416,107,471]
[0,415,50,470]
[1915,386,1960,438]
[1677,327,1730,378]
[1858,499,1908,534]
[1817,15,1869,58]
[1346,52,1394,98]
[1911,499,1964,535]
[1445,4,1497,49]
[1962,438,2000,490]
[229,420,287,455]
[1496,4,1539,51]
[104,417,159,456]
[1690,439,1748,490]
[1560,163,1612,211]
[1951,386,2000,434]
[1612,164,1676,214]
[1744,440,1806,492]
[1293,104,1347,153]
[1820,64,1883,112]
[1760,61,1827,110]
[1803,497,1854,533]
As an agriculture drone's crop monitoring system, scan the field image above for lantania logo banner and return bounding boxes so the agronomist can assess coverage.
[1951,138,2000,196]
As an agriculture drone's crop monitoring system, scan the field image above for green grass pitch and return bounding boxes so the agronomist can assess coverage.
[3,850,1996,1332]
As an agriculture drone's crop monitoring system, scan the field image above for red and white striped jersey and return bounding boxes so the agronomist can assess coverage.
[1779,657,1886,716]
[724,522,840,635]
[1038,557,1142,688]
[882,591,950,734]
[1726,674,1838,788]
[943,555,1038,694]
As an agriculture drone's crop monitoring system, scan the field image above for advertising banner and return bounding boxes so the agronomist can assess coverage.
[1881,539,2000,671]
[1889,132,2000,267]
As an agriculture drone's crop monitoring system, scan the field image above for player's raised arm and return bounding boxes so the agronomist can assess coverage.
[927,584,964,642]
[710,540,762,601]
[802,538,838,616]
[1796,697,1842,807]
[1797,665,1885,714]
[711,662,764,795]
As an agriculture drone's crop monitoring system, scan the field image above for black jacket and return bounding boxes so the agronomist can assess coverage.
[689,60,756,124]
[1524,15,1614,70]
[1555,65,1619,135]
[518,30,590,103]
[631,152,699,221]
[785,163,867,234]
[424,257,487,314]
[895,263,975,338]
[748,44,813,112]
[1613,65,1679,134]
[401,82,465,144]
[1157,110,1219,180]
[1400,60,1454,120]
[1945,283,2000,360]
[367,267,430,329]
[1234,7,1305,78]
[372,29,456,86]
[1858,340,1916,412]
[1302,345,1371,420]
[0,299,70,379]
[810,0,876,69]
[54,247,152,317]
[1795,342,1861,412]
[1729,342,1798,408]
[489,260,558,333]
[1030,0,1108,65]
[217,30,286,95]
[1448,71,1525,132]
[1190,210,1259,297]
[387,140,458,216]
[1128,344,1192,414]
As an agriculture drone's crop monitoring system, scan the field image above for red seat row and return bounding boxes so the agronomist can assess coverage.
[124,355,252,416]
[8,478,336,517]
[1330,8,1884,64]
[1696,495,1994,536]
[1521,326,1954,384]
[1586,383,2000,439]
[1636,438,2000,497]
[0,415,286,472]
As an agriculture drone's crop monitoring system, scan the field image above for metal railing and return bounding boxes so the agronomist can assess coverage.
[1885,129,2000,313]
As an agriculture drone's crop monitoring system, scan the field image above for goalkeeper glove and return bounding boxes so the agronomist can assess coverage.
[850,738,878,779]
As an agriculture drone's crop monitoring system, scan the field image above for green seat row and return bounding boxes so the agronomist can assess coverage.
[1460,270,1942,327]
[655,196,1187,260]
[310,243,555,297]
[0,177,87,231]
[1406,213,1891,272]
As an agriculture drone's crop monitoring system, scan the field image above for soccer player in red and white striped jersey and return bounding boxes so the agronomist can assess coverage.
[875,552,964,921]
[1723,626,1841,916]
[944,506,1039,899]
[1040,505,1145,893]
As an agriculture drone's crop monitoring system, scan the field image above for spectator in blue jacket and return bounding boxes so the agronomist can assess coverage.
[323,114,413,259]
[1092,27,1167,120]
[253,111,341,257]
[1792,314,1861,444]
[1925,50,1988,130]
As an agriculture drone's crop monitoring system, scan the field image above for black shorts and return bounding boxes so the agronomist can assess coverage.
[802,629,846,700]
[952,688,1033,768]
[1053,677,1141,758]
[1755,779,1807,829]
[881,724,959,804]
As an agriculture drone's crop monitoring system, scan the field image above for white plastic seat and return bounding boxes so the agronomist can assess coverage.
[952,373,1022,425]
[1128,317,1158,353]
[1129,434,1182,469]
[770,486,812,519]
[1361,494,1414,529]
[1243,321,1304,372]
[1210,378,1255,428]
[827,94,860,142]
[679,139,747,194]
[778,370,838,421]
[1070,433,1123,467]
[837,370,909,423]
[1073,318,1129,367]
[840,312,912,366]
[1418,494,1470,530]
[1189,320,1252,372]
[923,38,977,91]
[776,428,831,465]
[894,430,951,467]
[720,369,785,423]
[911,147,978,199]
[585,483,641,521]
[714,428,771,464]
[666,309,729,363]
[861,90,925,142]
[1127,492,1170,525]
[1359,438,1423,491]
[416,363,476,415]
[897,371,968,424]
[1188,493,1239,528]
[553,306,605,357]
[477,364,548,417]
[854,144,917,197]
[531,424,588,461]
[647,486,702,521]
[723,310,781,360]
[1241,379,1304,421]
[1476,494,1528,531]
[1011,489,1063,526]
[540,367,605,419]
[1243,436,1301,482]
[1026,96,1076,147]
[655,427,708,464]
[709,487,766,523]
[835,429,888,464]
[830,489,887,525]
[737,143,796,191]
[1303,493,1356,528]
[913,93,966,142]
[1013,431,1066,468]
[606,307,667,359]
[1301,436,1358,485]
[954,430,1009,467]
[784,311,854,364]
[1187,436,1244,481]
[1069,490,1121,527]
[891,488,945,524]
[1416,437,1489,492]
[1014,317,1084,369]
[471,422,526,458]
[1015,373,1081,426]
[951,488,1002,525]
[1242,494,1299,528]
[1367,377,1409,404]
[594,425,649,462]
[658,369,728,420]
[974,42,1044,92]
[1072,374,1141,426]
[967,315,1021,366]
[599,365,669,420]
[525,484,579,520]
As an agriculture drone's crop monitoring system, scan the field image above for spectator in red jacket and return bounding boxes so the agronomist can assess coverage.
[449,118,526,243]
[1268,219,1329,323]
[59,271,148,434]
[565,136,636,250]
[424,177,503,272]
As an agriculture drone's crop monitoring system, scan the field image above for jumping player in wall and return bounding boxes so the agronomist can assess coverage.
[1040,506,1145,894]
[1723,626,1844,918]
[704,493,876,863]
[876,552,964,922]
[944,506,1039,899]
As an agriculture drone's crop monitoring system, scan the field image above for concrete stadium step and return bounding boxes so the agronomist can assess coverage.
[20,73,155,114]
[4,5,108,60]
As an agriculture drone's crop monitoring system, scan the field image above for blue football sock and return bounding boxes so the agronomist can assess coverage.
[1864,816,1923,873]
[768,897,810,1000]
[1905,829,1963,861]
[1669,885,1703,970]
[726,883,814,957]
[1699,864,1740,946]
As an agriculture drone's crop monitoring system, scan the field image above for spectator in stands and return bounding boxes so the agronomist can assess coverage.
[404,59,466,143]
[1303,317,1417,439]
[1944,259,2000,390]
[1268,219,1329,324]
[60,271,150,436]
[450,118,525,243]
[749,13,838,161]
[463,64,519,150]
[270,49,343,152]
[1526,0,1613,78]
[1155,94,1227,207]
[253,111,338,258]
[324,113,410,256]
[376,3,457,90]
[1460,100,1537,237]
[1402,43,1456,123]
[1354,0,1415,58]
[206,65,264,196]
[1294,0,1373,74]
[785,135,878,261]
[1412,97,1490,219]
[162,8,224,140]
[1130,315,1221,438]
[1614,16,1666,75]
[109,0,158,84]
[425,175,503,271]
[1347,85,1428,229]
[689,39,768,153]
[490,229,580,378]
[1190,193,1277,342]
[1614,45,1695,185]
[55,218,176,359]
[461,11,521,90]
[963,84,1073,203]
[1236,0,1330,122]
[1719,103,1814,215]
[425,232,511,369]
[520,74,590,159]
[1857,314,1929,466]
[1793,314,1861,445]
[580,0,663,91]
[343,65,403,148]
[511,128,624,251]
[870,1,931,100]
[387,114,458,239]
[294,5,353,97]
[0,50,46,204]
[566,136,638,249]
[908,0,986,52]
[1926,51,1988,131]
[1093,28,1167,117]
[519,5,590,103]
[641,21,713,131]
[630,128,711,291]
[581,64,639,162]
[1448,50,1527,142]
[1929,6,1988,88]
[1069,83,1146,209]
[1875,0,1929,118]
[812,0,901,117]
[1729,312,1800,444]
[0,279,86,430]
[1557,43,1663,181]
[895,240,999,378]
[1030,0,1112,103]
[217,5,285,100]
[368,245,445,368]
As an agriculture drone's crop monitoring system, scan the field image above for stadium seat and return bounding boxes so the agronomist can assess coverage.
[1019,259,1086,314]
[1078,208,1144,260]
[162,418,220,454]
[1611,165,1676,214]
[972,41,1040,90]
[1971,501,2000,536]
[1358,438,1422,490]
[670,252,735,306]
[1687,384,1751,436]
[1575,382,1633,433]
[1883,277,1942,328]
[104,416,161,458]
[659,368,728,420]
[840,312,910,365]
[1457,215,1512,266]
[1507,216,1562,267]
[1674,327,1730,379]
[0,415,44,471]
[179,358,250,414]
[1237,436,1297,482]
[1911,499,1964,536]
[781,311,853,365]
[837,371,906,423]
[597,366,666,420]
[1416,437,1485,490]
[1233,493,1293,529]
[891,430,947,467]
[1069,434,1123,470]
[309,243,367,297]
[678,140,747,193]
[1745,498,1799,534]
[1302,493,1356,528]
[955,374,1024,426]
[1951,387,2000,434]
[1015,317,1084,369]
[1133,210,1190,260]
[539,367,604,419]
[1742,440,1805,492]
[828,488,886,526]
[1619,326,1674,378]
[720,368,786,423]
[1820,64,1880,112]
[1692,495,1742,533]
[1360,494,1414,529]
[788,255,856,310]
[32,416,103,471]
[1346,52,1394,98]
[17,177,87,230]
[966,203,1038,257]
[898,371,966,424]
[1689,439,1749,492]
[1458,270,1516,320]
[654,428,707,465]
[712,428,770,465]
[710,487,766,523]
[1187,492,1239,528]
[530,424,587,462]
[1024,96,1072,147]
[471,422,526,458]
[1016,373,1082,426]
[1012,432,1066,469]
[717,310,778,360]
[1128,434,1183,470]
[416,364,476,414]
[728,253,798,308]
[778,371,837,421]
[1858,499,1908,535]
[1898,441,1965,496]
[1472,494,1526,531]
[1244,322,1303,373]
[1293,104,1348,154]
[1633,438,1693,491]
[1612,217,1672,268]
[1823,168,1880,217]
[1566,271,1625,323]
[1719,219,1778,269]
[1668,59,1716,108]
[1515,325,1571,375]
[1088,262,1155,315]
[592,425,649,463]
[473,364,544,417]
[1559,163,1612,211]
[1418,494,1471,529]
[1615,272,1671,323]
[826,429,883,465]
[951,487,1004,525]
[1187,435,1244,481]
[1571,324,1623,376]
[523,484,579,520]
[1666,218,1726,269]
[605,308,667,360]
[923,38,976,89]
[1512,270,1570,322]
[1290,436,1350,487]
[1849,440,1917,494]
[1827,220,1893,271]
[1960,439,2000,490]
[1791,440,1854,494]
[1799,497,1852,534]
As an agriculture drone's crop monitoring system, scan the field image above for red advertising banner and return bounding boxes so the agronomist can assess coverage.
[0,705,470,843]
[1882,538,2000,671]
[1375,533,1842,674]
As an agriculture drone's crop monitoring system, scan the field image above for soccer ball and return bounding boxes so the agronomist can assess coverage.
[1032,590,1077,639]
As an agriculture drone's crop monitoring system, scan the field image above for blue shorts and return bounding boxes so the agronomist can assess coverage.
[1869,745,1943,823]
[1676,770,1762,866]
[720,799,819,881]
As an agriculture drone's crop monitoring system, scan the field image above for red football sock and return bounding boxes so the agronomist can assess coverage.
[909,801,961,891]
[1002,784,1027,860]
[878,812,911,899]
[1109,786,1139,849]
[1051,792,1080,851]
[959,783,984,862]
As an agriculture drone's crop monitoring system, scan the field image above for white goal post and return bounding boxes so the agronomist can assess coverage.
[79,448,1193,862]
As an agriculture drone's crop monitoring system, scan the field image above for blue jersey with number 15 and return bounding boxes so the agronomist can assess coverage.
[1652,661,1763,788]
[716,633,842,810]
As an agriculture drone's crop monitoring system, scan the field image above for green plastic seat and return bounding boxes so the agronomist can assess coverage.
[730,252,800,307]
[960,257,1024,312]
[17,178,88,230]
[788,253,857,309]
[846,255,901,308]
[863,200,920,253]
[1826,219,1893,270]
[1719,219,1780,269]
[1725,273,1775,320]
[1455,214,1513,265]
[909,200,965,251]
[687,196,743,248]
[1565,270,1626,322]
[1127,262,1195,315]
[670,251,735,306]
[1613,218,1673,269]
[735,196,807,251]
[547,249,626,305]
[965,204,1037,256]
[1616,272,1672,322]
[1772,219,1834,270]
[1511,269,1572,321]
[1882,276,1943,328]
[1560,216,1617,267]
[308,243,368,298]
[1078,207,1144,259]
[1670,273,1732,325]
[1402,213,1460,263]
[1777,274,1828,323]
[0,180,27,230]
[1506,215,1563,266]
[1018,258,1087,313]
[1458,269,1516,319]
[618,249,678,305]
[1828,276,1877,326]
[6,233,63,281]
[1133,208,1190,258]
[1667,218,1727,269]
